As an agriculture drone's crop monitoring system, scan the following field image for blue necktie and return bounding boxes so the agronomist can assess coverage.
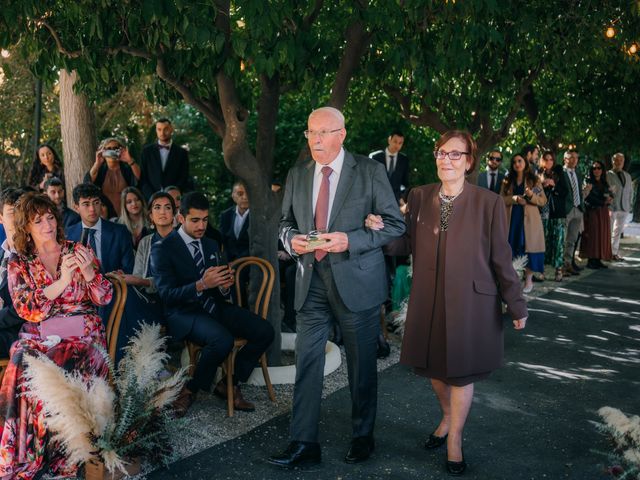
[191,241,215,314]
[83,228,97,256]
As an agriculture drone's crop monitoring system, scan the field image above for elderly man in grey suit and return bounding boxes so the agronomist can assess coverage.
[269,107,405,468]
[607,152,633,261]
[562,150,586,275]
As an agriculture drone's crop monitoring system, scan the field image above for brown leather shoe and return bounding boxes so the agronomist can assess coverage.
[232,385,255,412]
[172,386,195,417]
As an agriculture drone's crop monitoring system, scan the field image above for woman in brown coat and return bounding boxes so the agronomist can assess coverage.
[373,130,527,476]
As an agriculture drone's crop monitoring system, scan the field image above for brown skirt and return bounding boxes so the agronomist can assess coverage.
[580,206,612,260]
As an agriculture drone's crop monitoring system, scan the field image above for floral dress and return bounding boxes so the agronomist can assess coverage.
[0,241,112,479]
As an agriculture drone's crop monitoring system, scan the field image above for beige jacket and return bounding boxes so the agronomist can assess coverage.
[501,178,547,253]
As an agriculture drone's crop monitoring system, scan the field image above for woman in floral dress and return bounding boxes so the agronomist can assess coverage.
[0,193,112,479]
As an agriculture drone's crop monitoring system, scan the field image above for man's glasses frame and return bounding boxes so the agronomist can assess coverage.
[488,156,502,162]
[304,129,343,139]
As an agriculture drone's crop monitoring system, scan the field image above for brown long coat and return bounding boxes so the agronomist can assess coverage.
[501,178,547,253]
[387,183,528,377]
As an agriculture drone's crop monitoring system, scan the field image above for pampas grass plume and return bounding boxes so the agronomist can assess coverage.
[152,366,189,410]
[118,323,168,390]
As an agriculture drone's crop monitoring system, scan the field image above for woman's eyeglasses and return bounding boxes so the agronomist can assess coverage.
[434,150,469,161]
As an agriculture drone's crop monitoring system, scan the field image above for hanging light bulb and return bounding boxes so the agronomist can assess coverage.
[629,42,639,54]
[605,26,616,38]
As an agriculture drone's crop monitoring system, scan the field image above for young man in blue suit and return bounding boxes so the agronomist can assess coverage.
[151,192,274,417]
[476,150,505,194]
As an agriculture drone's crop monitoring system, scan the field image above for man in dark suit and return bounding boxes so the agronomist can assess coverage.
[218,181,250,261]
[139,118,191,200]
[152,192,274,417]
[369,131,410,201]
[0,188,26,356]
[562,150,586,275]
[44,176,80,229]
[66,183,134,275]
[269,107,405,468]
[476,150,505,194]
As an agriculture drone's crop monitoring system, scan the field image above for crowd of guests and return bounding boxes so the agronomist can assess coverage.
[477,145,634,290]
[0,108,634,478]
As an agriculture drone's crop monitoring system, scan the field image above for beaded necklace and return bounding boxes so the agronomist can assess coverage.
[438,185,464,231]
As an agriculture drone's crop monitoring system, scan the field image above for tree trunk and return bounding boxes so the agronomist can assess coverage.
[59,69,96,204]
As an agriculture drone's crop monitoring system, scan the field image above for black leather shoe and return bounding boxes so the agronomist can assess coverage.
[345,436,375,464]
[424,433,448,449]
[572,262,584,272]
[268,441,321,469]
[446,448,466,476]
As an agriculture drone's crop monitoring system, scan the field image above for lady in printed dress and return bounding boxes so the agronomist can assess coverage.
[0,192,112,479]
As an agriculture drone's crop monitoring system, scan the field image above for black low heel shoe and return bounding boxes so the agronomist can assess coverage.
[445,449,466,476]
[424,433,447,449]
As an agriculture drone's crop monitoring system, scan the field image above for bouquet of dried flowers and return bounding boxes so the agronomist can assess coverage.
[22,323,188,475]
[596,406,640,479]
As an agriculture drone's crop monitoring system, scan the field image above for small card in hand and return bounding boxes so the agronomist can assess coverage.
[306,229,329,250]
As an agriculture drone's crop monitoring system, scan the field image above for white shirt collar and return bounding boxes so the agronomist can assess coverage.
[1,239,14,256]
[314,147,345,178]
[178,225,201,248]
[235,206,250,219]
[82,217,102,232]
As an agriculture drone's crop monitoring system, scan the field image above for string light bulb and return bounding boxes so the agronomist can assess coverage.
[629,42,639,54]
[605,26,616,38]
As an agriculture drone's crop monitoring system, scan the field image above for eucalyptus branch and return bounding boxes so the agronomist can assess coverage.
[39,20,81,58]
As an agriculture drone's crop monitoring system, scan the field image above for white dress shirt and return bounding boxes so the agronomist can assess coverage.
[82,218,103,262]
[233,207,250,238]
[158,141,172,171]
[385,147,395,173]
[312,148,345,227]
[178,225,203,259]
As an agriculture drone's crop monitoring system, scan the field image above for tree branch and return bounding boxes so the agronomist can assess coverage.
[255,73,280,176]
[39,20,81,58]
[302,0,324,30]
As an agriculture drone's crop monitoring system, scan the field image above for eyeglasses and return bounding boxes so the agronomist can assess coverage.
[434,150,469,161]
[488,156,502,162]
[304,129,343,139]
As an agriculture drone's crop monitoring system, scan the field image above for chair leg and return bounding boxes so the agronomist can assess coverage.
[226,351,236,417]
[187,343,200,378]
[380,306,389,340]
[260,353,276,402]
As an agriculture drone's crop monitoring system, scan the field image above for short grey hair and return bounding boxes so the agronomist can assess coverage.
[309,107,345,127]
[612,152,625,161]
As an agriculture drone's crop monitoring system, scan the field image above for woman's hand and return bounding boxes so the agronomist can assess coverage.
[365,214,384,231]
[513,317,527,330]
[120,147,135,166]
[516,196,527,206]
[75,245,96,282]
[59,253,78,284]
[94,149,105,167]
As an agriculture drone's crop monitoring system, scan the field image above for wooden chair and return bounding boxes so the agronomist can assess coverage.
[187,256,276,416]
[0,358,9,384]
[105,273,128,366]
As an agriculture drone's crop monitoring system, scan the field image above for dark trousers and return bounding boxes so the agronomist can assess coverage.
[0,324,21,357]
[184,302,274,393]
[290,260,379,443]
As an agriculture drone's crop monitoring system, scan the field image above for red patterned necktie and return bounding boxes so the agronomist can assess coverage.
[314,166,332,261]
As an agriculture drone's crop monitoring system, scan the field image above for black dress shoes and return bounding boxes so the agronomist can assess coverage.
[446,448,466,476]
[268,441,321,468]
[345,436,375,464]
[424,433,448,449]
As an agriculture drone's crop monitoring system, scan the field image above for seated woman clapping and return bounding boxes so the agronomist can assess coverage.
[0,192,112,480]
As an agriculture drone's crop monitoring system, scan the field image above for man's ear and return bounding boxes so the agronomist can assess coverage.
[177,213,185,225]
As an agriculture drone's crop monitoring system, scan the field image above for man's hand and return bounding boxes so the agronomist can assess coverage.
[291,234,310,255]
[202,266,235,289]
[316,232,349,253]
[364,214,384,231]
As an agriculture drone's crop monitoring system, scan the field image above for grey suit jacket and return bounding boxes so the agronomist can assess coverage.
[563,167,585,213]
[477,169,505,194]
[280,150,405,312]
[607,170,633,212]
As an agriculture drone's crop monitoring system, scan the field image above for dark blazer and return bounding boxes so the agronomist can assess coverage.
[84,162,138,189]
[542,165,569,219]
[139,143,190,200]
[370,150,409,200]
[0,250,24,356]
[477,169,505,194]
[151,230,229,340]
[387,183,527,377]
[66,220,135,274]
[61,207,81,230]
[218,207,250,261]
[563,167,585,213]
[280,150,406,312]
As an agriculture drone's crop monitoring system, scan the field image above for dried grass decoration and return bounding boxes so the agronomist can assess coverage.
[22,323,188,476]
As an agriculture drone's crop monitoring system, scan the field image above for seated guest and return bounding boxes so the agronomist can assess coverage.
[99,192,118,220]
[219,181,250,261]
[0,193,112,479]
[0,188,26,357]
[115,186,151,250]
[44,176,80,229]
[119,192,177,326]
[65,183,134,275]
[86,137,141,214]
[152,192,274,417]
[28,144,65,192]
[164,185,182,227]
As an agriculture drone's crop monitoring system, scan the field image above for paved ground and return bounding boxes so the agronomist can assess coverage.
[145,236,640,480]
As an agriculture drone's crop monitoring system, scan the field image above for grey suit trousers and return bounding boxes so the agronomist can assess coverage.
[290,259,379,443]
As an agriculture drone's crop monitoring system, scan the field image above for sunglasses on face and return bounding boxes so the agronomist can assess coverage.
[488,156,502,162]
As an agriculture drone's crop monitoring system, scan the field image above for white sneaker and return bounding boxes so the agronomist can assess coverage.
[523,283,533,293]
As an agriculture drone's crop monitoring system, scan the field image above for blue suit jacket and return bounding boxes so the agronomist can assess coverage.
[151,230,229,340]
[66,220,135,274]
[477,169,505,194]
